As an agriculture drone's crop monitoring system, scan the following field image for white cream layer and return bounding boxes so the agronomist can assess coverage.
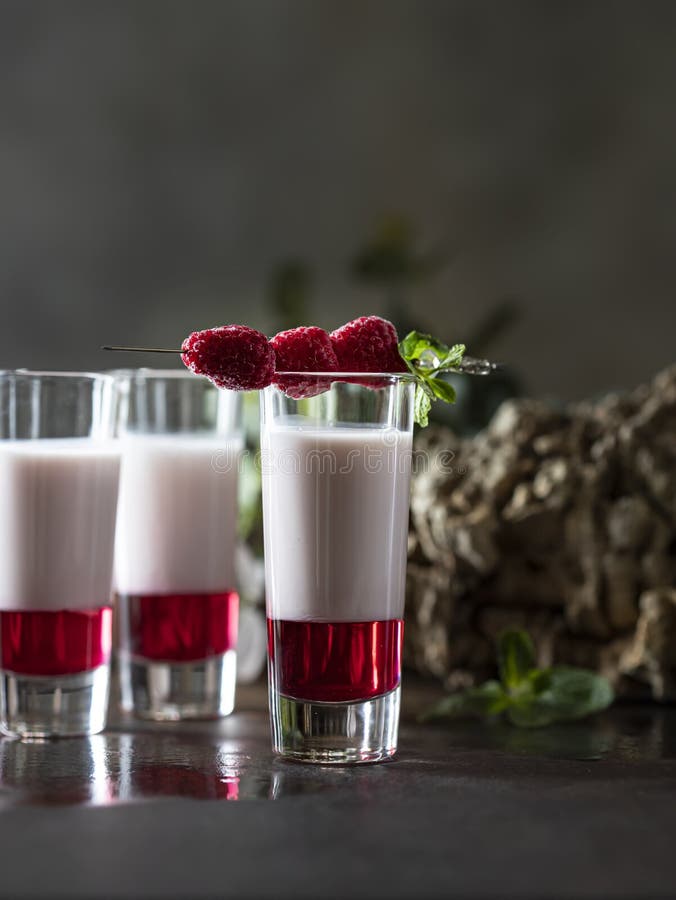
[0,439,120,611]
[262,425,412,622]
[114,434,241,595]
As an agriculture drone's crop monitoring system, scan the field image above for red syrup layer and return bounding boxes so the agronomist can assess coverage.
[0,607,113,676]
[118,591,239,662]
[267,618,403,703]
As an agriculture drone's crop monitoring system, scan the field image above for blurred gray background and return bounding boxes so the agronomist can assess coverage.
[1,0,674,400]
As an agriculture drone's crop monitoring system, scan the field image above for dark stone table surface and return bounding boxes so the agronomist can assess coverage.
[1,679,676,899]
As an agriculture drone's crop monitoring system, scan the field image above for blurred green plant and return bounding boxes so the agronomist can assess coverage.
[351,213,448,287]
[268,260,313,332]
[421,630,614,729]
[350,214,522,431]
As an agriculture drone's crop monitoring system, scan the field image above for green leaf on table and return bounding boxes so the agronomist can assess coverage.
[419,680,509,722]
[507,667,614,728]
[526,668,552,694]
[420,629,615,730]
[498,629,537,690]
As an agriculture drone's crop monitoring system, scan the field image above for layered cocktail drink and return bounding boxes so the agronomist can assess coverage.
[261,374,414,762]
[116,315,461,756]
[0,372,120,738]
[114,370,241,720]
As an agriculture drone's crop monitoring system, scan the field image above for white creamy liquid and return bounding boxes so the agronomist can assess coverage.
[0,439,121,611]
[261,425,412,622]
[114,434,242,595]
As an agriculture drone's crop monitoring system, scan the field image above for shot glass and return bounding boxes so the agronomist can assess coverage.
[261,373,414,763]
[114,370,242,720]
[0,371,120,738]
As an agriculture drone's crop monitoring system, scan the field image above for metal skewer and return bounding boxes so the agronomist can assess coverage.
[453,356,502,376]
[101,346,185,354]
[102,346,501,375]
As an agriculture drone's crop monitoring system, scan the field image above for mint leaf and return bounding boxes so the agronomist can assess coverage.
[414,383,432,427]
[399,333,466,371]
[526,668,552,694]
[507,667,614,728]
[399,331,431,361]
[427,377,457,403]
[399,331,452,366]
[399,331,466,427]
[419,680,508,722]
[549,666,614,714]
[440,343,466,369]
[420,630,614,729]
[507,702,562,729]
[498,630,537,690]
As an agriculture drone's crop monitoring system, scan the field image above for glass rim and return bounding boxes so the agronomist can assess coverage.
[0,369,116,384]
[273,371,416,380]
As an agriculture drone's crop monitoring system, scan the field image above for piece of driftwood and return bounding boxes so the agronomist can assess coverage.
[405,365,676,700]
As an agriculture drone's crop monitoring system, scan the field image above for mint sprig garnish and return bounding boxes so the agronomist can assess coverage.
[398,331,466,426]
[420,630,614,728]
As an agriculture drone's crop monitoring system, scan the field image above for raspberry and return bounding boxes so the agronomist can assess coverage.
[330,316,408,377]
[270,326,339,399]
[181,325,275,391]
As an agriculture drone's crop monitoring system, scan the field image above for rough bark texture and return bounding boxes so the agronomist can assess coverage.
[405,365,676,700]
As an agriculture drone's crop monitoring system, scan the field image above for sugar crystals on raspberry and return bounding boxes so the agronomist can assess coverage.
[330,316,407,373]
[181,325,275,391]
[270,326,339,399]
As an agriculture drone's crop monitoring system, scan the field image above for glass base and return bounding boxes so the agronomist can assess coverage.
[119,650,236,721]
[0,665,110,739]
[269,685,400,764]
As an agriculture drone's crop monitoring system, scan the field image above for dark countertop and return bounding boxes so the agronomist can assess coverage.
[1,681,676,899]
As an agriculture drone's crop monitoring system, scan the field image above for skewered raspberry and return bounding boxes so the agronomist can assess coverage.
[181,325,275,391]
[270,326,339,399]
[330,316,407,373]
